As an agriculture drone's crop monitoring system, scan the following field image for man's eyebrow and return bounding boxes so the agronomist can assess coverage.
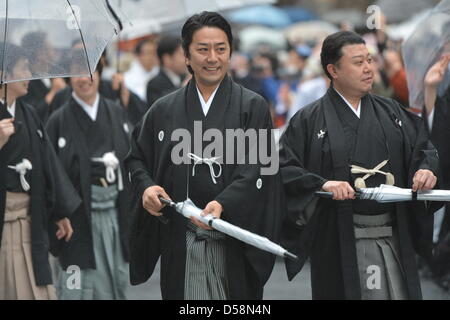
[196,42,226,46]
[351,54,371,59]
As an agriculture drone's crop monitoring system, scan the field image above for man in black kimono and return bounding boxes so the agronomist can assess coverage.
[146,35,187,106]
[46,43,147,126]
[423,54,450,282]
[125,11,282,300]
[280,31,440,300]
[46,53,132,300]
[0,43,80,299]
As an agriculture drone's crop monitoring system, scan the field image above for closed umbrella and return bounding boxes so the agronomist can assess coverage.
[160,197,298,260]
[317,184,450,203]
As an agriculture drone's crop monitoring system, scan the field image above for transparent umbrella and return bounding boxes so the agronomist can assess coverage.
[110,0,276,39]
[239,26,288,53]
[284,20,339,44]
[160,197,298,261]
[402,0,450,110]
[0,0,123,84]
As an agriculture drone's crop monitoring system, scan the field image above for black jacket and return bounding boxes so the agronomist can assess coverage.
[146,69,178,107]
[0,100,81,285]
[46,97,132,270]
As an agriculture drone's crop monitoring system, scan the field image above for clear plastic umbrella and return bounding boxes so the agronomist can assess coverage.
[160,197,298,261]
[317,184,450,203]
[0,0,123,84]
[110,0,276,39]
[402,0,450,110]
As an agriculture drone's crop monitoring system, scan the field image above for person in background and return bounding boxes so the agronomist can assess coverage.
[18,31,67,122]
[0,43,80,300]
[46,53,132,300]
[146,35,187,106]
[124,39,160,102]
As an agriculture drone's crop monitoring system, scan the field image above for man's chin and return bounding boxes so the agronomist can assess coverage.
[202,75,225,87]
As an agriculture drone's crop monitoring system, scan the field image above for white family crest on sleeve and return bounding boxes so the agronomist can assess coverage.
[58,137,67,148]
[123,123,130,134]
[317,129,326,139]
[256,178,263,189]
[158,130,164,142]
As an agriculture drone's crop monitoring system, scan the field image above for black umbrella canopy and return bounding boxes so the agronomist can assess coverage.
[0,0,122,84]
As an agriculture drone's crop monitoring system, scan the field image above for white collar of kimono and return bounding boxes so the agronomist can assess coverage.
[333,88,361,118]
[163,67,181,87]
[0,99,16,117]
[72,91,100,121]
[196,84,220,116]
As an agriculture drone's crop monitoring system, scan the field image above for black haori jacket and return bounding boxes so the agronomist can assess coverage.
[46,97,132,270]
[280,88,441,299]
[0,100,81,286]
[125,76,284,299]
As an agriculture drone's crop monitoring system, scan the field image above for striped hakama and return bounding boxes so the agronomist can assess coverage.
[57,185,128,300]
[354,212,408,300]
[0,192,57,300]
[184,221,228,300]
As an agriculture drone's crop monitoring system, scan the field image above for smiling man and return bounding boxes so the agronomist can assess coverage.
[279,31,440,300]
[46,52,132,300]
[125,11,282,300]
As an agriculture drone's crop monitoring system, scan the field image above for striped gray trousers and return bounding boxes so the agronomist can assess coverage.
[184,221,228,300]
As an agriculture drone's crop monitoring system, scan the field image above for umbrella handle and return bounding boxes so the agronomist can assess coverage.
[145,196,169,224]
[315,191,333,198]
[315,190,362,199]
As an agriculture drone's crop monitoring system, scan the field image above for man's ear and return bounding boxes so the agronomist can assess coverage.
[327,64,338,80]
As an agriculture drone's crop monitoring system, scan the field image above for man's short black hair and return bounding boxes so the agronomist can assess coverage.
[321,31,366,80]
[157,35,181,66]
[0,43,28,80]
[134,38,155,55]
[181,11,233,74]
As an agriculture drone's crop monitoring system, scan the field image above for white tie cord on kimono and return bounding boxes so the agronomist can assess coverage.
[8,159,32,191]
[351,159,395,189]
[187,153,222,184]
[91,152,123,191]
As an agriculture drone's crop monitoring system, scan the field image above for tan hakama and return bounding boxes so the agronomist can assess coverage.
[0,192,57,300]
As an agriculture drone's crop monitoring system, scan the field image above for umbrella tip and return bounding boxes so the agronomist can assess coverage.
[284,251,298,261]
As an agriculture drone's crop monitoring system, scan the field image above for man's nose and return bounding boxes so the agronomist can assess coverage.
[363,62,372,73]
[207,50,218,63]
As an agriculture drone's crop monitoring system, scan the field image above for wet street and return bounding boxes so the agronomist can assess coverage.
[128,258,450,300]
